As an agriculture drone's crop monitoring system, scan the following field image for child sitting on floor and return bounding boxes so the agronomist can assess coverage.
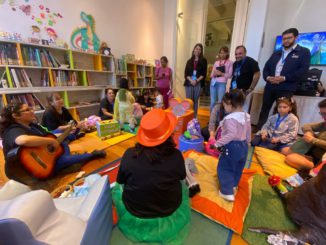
[153,88,164,109]
[252,97,299,154]
[114,78,136,132]
[213,89,251,202]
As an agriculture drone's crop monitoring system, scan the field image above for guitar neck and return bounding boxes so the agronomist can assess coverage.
[56,126,73,144]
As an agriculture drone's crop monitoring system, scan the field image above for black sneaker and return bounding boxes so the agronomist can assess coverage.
[91,150,107,159]
[76,132,86,139]
[189,184,201,197]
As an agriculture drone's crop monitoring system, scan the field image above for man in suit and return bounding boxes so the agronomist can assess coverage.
[257,28,311,129]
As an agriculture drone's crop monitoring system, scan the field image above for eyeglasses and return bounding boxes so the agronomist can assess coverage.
[319,112,326,117]
[18,108,34,113]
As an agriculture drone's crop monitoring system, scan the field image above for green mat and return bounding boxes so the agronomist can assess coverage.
[110,211,231,245]
[242,175,298,245]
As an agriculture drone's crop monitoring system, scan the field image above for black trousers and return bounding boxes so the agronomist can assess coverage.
[257,88,294,129]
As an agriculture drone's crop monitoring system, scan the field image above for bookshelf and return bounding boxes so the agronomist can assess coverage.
[115,58,155,90]
[0,39,118,121]
[0,40,156,121]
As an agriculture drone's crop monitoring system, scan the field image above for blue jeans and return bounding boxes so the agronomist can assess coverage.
[217,141,248,195]
[210,82,226,111]
[55,142,93,172]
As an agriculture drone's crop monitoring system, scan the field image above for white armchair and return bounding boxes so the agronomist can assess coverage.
[0,176,113,245]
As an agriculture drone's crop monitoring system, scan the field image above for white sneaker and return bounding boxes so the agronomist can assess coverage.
[219,190,235,202]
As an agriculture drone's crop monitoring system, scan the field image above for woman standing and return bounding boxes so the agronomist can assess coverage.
[155,56,172,109]
[210,46,233,111]
[184,43,207,118]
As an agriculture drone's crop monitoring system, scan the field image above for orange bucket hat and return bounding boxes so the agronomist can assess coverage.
[137,109,177,147]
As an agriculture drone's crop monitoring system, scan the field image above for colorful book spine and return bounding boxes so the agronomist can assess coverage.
[5,66,13,88]
[34,48,42,67]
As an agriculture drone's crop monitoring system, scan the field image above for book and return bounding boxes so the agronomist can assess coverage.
[34,48,42,67]
[32,93,44,110]
[0,70,8,88]
[21,69,33,87]
[10,69,21,88]
[16,70,27,87]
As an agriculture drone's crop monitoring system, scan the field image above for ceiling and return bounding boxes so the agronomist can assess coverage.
[206,0,236,38]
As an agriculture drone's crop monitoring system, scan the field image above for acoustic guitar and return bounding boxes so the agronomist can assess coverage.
[9,121,76,179]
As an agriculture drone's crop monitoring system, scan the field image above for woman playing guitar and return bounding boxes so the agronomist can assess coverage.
[0,103,106,186]
[42,93,86,141]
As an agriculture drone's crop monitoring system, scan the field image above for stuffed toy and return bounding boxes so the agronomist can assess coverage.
[185,158,200,197]
[186,118,202,139]
[251,165,326,244]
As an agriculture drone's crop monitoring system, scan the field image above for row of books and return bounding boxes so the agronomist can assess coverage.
[102,58,112,71]
[5,93,44,111]
[116,58,126,73]
[137,78,152,87]
[137,68,144,78]
[0,43,20,65]
[0,95,4,112]
[52,70,79,87]
[0,68,80,88]
[145,67,152,76]
[21,46,62,68]
[0,69,33,88]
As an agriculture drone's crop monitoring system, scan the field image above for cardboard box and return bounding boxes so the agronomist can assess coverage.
[96,119,120,137]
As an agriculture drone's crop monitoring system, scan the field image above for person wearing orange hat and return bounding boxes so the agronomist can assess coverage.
[112,109,191,244]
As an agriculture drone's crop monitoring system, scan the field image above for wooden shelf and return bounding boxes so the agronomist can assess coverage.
[0,64,113,73]
[0,86,107,94]
[69,102,100,109]
[0,39,155,118]
[33,102,100,115]
[130,86,154,90]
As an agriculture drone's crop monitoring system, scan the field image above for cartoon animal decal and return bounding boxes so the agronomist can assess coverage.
[70,12,100,52]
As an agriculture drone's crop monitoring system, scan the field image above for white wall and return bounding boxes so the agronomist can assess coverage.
[174,0,208,99]
[0,0,166,60]
[163,0,178,70]
[252,0,326,89]
[243,0,268,61]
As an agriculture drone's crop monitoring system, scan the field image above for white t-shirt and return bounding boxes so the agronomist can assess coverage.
[155,94,163,108]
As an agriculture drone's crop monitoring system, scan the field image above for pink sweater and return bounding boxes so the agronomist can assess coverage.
[215,112,251,147]
[210,59,233,84]
[155,67,172,88]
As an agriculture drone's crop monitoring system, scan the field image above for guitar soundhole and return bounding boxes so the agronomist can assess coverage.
[47,145,55,153]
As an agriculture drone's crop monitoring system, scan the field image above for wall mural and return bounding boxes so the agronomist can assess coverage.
[0,0,64,43]
[70,11,100,52]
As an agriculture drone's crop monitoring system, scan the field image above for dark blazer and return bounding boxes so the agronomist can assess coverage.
[184,57,207,86]
[263,44,311,91]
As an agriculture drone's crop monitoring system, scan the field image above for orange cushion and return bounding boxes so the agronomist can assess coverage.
[184,150,255,234]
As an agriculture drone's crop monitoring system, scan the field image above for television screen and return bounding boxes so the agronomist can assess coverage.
[274,31,326,65]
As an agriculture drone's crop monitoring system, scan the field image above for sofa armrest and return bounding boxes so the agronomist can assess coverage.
[0,180,31,201]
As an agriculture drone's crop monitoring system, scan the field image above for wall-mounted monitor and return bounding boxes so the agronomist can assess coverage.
[274,31,326,65]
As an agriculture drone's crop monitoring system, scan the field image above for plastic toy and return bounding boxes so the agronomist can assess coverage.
[183,130,192,140]
[268,175,288,194]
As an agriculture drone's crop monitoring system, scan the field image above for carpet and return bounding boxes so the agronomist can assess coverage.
[110,211,232,245]
[89,158,232,245]
[69,131,135,154]
[242,175,297,245]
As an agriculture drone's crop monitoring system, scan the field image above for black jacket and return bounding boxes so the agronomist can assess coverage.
[184,57,207,86]
[263,44,311,91]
